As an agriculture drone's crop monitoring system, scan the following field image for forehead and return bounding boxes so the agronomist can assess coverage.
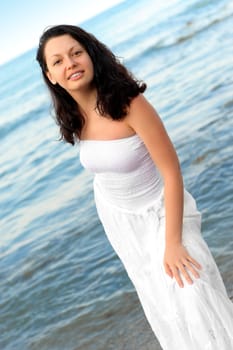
[44,34,83,58]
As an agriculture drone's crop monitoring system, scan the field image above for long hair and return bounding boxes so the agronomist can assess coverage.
[36,25,146,145]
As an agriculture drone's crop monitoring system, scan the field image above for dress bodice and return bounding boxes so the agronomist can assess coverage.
[79,134,163,210]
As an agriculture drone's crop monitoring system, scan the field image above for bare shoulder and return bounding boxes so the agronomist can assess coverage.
[125,93,165,139]
[128,93,156,117]
[126,95,180,176]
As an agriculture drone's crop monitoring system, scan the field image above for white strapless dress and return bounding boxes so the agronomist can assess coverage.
[79,133,233,350]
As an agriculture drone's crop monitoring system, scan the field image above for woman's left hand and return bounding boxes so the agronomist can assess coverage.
[163,243,202,288]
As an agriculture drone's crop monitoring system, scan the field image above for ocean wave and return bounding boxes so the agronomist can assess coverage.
[117,1,233,64]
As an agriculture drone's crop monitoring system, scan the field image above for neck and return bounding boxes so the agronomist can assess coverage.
[70,86,97,116]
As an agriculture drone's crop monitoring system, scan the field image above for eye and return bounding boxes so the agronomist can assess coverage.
[73,50,82,56]
[53,59,62,66]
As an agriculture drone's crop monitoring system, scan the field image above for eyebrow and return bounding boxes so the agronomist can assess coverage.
[49,45,82,58]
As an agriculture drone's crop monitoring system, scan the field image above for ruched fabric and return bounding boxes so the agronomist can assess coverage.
[80,134,233,350]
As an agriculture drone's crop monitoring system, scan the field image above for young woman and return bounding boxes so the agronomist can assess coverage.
[36,25,233,349]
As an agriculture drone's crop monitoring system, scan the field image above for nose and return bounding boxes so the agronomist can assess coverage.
[65,55,77,69]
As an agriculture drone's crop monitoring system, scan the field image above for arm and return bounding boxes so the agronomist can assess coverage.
[125,94,201,288]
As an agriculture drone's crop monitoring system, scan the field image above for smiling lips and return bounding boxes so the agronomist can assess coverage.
[68,71,84,80]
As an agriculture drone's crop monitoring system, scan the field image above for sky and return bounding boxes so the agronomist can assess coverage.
[0,0,124,65]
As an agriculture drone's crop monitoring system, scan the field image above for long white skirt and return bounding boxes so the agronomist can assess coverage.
[94,180,233,350]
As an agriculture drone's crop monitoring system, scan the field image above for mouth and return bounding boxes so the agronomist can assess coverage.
[68,70,84,80]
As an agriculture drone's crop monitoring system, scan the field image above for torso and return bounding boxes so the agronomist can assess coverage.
[79,132,163,210]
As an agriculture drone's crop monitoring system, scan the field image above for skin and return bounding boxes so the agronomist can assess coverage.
[44,34,202,288]
[45,34,96,111]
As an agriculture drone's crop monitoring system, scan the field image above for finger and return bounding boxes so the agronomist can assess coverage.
[179,264,193,285]
[172,267,184,288]
[164,263,173,278]
[187,256,202,270]
[184,261,200,279]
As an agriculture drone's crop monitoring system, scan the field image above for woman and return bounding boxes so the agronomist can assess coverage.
[36,25,233,349]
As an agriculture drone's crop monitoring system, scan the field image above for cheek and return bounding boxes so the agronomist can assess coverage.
[89,61,95,77]
[51,70,65,84]
[84,56,94,73]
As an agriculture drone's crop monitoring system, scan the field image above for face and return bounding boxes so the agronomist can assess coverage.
[44,34,94,94]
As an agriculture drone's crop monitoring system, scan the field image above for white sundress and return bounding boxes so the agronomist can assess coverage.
[79,133,233,350]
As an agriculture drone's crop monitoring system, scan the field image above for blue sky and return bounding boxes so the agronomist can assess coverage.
[0,0,123,65]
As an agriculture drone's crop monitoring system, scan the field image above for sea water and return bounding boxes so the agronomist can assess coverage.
[0,0,233,349]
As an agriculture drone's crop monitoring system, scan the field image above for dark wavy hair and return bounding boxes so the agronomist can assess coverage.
[36,24,146,145]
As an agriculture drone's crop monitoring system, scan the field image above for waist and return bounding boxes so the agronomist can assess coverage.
[94,167,163,211]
